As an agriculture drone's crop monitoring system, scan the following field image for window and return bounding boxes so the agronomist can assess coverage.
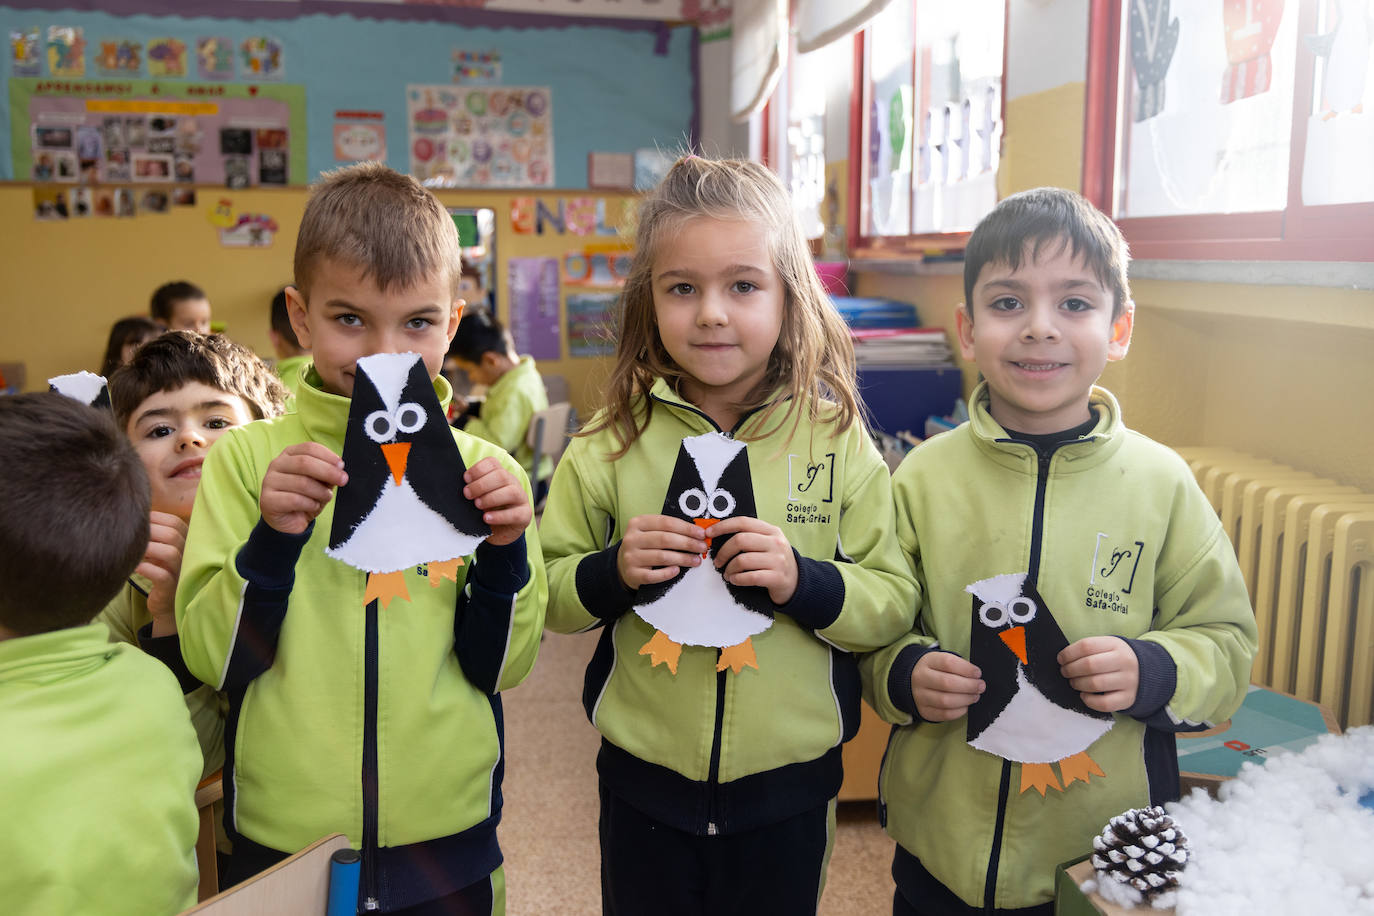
[1084,0,1374,261]
[849,0,1007,253]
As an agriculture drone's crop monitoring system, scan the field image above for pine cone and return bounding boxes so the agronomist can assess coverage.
[1090,805,1189,903]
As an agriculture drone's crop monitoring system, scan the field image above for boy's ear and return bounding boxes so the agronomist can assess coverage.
[955,303,977,362]
[1107,301,1135,361]
[284,286,311,349]
[447,301,464,342]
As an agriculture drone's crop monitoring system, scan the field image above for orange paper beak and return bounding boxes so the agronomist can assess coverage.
[694,517,718,554]
[1000,625,1028,666]
[380,442,410,486]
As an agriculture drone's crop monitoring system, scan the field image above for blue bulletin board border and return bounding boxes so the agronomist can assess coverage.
[2,3,697,185]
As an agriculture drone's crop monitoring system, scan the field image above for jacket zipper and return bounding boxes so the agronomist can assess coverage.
[361,599,381,910]
[981,445,1054,914]
[705,667,728,834]
[648,392,774,439]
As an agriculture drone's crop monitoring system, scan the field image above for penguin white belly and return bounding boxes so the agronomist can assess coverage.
[635,561,772,647]
[970,667,1113,763]
[326,478,485,574]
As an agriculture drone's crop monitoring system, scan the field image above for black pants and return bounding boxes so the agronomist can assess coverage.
[599,784,832,916]
[891,846,1052,916]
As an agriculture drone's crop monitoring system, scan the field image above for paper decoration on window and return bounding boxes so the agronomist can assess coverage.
[632,432,774,675]
[334,110,387,162]
[565,292,618,358]
[965,572,1114,795]
[49,371,109,409]
[1128,0,1180,122]
[148,38,187,78]
[1220,0,1285,104]
[47,26,85,78]
[407,85,554,188]
[1306,0,1370,119]
[94,39,141,77]
[453,49,501,84]
[197,37,235,80]
[240,37,284,80]
[327,352,490,608]
[10,28,40,77]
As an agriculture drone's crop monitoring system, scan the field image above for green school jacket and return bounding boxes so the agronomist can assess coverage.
[861,384,1257,910]
[541,378,917,834]
[176,368,546,904]
[464,356,551,480]
[0,623,200,915]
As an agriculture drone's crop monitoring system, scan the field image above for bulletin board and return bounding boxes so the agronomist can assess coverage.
[1,3,696,187]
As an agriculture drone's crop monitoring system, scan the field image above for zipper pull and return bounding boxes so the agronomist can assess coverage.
[707,821,719,836]
[363,898,381,911]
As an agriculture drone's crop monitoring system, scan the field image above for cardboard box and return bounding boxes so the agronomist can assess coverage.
[1054,857,1175,916]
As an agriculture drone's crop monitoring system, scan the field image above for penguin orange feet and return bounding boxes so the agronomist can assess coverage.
[426,557,464,588]
[1019,762,1062,796]
[716,638,759,674]
[364,570,410,609]
[639,630,682,675]
[1057,751,1106,788]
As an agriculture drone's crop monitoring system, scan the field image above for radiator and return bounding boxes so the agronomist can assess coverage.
[1172,447,1374,729]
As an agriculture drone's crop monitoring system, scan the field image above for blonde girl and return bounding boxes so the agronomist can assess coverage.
[541,155,916,915]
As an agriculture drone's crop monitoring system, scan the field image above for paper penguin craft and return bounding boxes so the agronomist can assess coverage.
[326,352,490,608]
[965,572,1114,795]
[48,371,110,409]
[632,432,775,676]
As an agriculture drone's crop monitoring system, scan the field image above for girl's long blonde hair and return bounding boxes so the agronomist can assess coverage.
[585,155,861,456]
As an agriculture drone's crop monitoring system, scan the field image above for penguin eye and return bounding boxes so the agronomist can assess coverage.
[365,409,395,443]
[678,488,707,517]
[395,402,426,434]
[707,488,736,518]
[1008,596,1036,624]
[978,601,1008,628]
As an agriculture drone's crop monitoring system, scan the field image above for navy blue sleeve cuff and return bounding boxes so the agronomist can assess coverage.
[136,622,203,695]
[575,541,637,622]
[237,518,312,589]
[470,534,530,596]
[1122,637,1178,723]
[888,644,941,721]
[777,550,845,630]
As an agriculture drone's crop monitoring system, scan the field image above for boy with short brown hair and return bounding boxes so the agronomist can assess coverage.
[177,162,546,913]
[863,187,1257,915]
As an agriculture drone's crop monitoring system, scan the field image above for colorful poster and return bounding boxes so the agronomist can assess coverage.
[507,257,561,361]
[220,212,279,247]
[10,28,40,77]
[93,39,140,76]
[453,50,501,84]
[563,246,632,287]
[47,26,85,77]
[240,37,284,80]
[566,292,619,358]
[147,38,187,78]
[407,84,554,188]
[197,37,235,80]
[12,79,306,188]
[334,110,387,162]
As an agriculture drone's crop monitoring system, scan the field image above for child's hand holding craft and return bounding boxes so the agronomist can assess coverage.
[261,442,348,535]
[616,515,707,589]
[463,456,532,546]
[708,516,798,605]
[1059,636,1140,712]
[911,652,985,723]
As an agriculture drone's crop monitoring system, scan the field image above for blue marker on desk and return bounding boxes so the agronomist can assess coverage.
[327,847,361,916]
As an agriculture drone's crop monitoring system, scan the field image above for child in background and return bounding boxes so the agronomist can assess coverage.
[99,315,161,378]
[0,393,201,915]
[176,162,546,914]
[540,156,916,915]
[104,330,287,779]
[862,188,1257,915]
[151,280,213,334]
[448,308,551,490]
[267,285,312,407]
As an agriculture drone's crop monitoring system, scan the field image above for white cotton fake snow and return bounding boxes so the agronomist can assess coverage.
[1164,726,1374,915]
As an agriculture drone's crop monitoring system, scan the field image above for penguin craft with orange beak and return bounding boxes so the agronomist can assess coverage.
[633,432,774,676]
[966,572,1114,795]
[49,371,110,409]
[326,352,490,608]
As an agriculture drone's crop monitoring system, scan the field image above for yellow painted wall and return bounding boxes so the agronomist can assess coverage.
[845,82,1374,493]
[0,184,633,419]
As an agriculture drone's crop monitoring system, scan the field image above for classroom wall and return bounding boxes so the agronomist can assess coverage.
[1,184,638,418]
[849,0,1374,492]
